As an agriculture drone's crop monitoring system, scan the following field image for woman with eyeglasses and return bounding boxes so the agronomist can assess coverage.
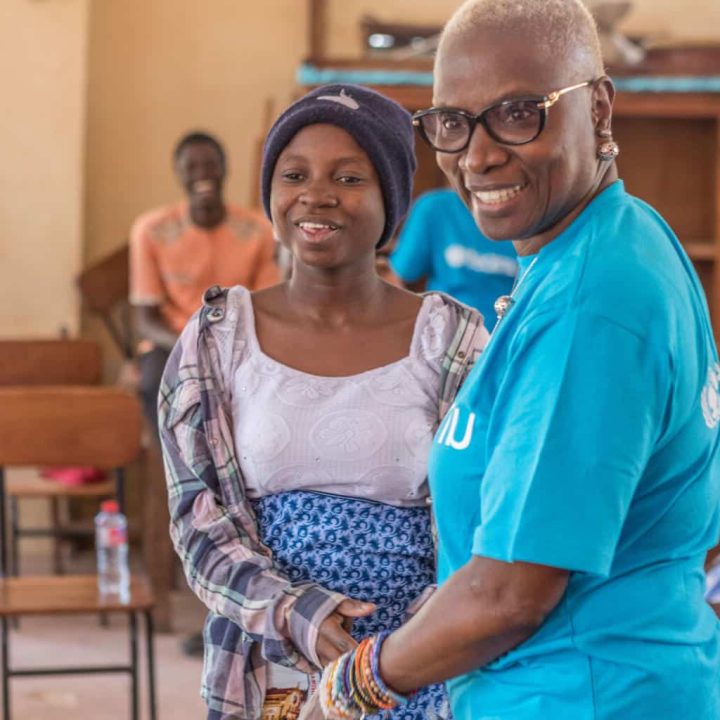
[304,1,720,719]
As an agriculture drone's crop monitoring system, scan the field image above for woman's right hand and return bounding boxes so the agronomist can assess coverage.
[315,599,375,666]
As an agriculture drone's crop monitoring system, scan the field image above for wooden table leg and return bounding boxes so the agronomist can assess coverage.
[142,443,174,633]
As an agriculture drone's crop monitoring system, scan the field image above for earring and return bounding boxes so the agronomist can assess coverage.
[597,128,612,138]
[597,140,620,161]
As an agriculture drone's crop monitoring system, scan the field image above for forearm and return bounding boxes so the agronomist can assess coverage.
[165,448,343,656]
[162,418,345,667]
[380,557,568,693]
[135,305,178,351]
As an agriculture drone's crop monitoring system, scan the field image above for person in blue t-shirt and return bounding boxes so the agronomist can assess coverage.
[306,1,720,719]
[390,188,517,322]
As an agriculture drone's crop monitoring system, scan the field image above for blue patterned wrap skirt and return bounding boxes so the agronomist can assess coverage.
[252,490,451,720]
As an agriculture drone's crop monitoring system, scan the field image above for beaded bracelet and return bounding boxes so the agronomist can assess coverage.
[319,632,410,719]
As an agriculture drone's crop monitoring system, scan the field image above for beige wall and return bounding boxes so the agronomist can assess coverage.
[83,0,720,268]
[622,0,720,40]
[0,0,89,337]
[2,0,719,338]
[84,0,308,264]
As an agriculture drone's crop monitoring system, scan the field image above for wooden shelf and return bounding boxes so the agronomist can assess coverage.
[614,92,720,119]
[299,71,720,340]
[685,243,718,262]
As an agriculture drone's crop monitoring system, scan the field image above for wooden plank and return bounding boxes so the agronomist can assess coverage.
[307,0,327,64]
[0,340,101,386]
[614,92,720,119]
[6,475,115,499]
[76,245,129,315]
[0,575,154,615]
[614,116,716,243]
[0,387,141,468]
[685,242,718,262]
[308,56,433,72]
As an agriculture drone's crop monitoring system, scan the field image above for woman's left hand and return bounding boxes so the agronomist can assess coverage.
[298,690,325,720]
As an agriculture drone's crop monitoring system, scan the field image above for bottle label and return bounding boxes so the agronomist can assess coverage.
[98,526,127,547]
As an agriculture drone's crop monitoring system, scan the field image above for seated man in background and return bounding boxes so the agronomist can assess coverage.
[390,187,518,324]
[130,130,279,433]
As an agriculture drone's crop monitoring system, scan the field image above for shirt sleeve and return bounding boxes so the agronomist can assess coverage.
[390,195,434,283]
[158,317,346,669]
[472,309,670,577]
[129,214,164,306]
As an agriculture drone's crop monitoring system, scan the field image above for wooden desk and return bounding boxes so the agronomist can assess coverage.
[0,575,156,720]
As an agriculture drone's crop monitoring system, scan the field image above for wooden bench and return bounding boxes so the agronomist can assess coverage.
[0,386,155,719]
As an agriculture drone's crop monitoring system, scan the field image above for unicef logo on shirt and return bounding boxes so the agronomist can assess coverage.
[701,363,720,429]
[443,245,517,277]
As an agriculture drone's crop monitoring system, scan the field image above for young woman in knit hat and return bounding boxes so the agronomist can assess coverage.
[158,84,488,720]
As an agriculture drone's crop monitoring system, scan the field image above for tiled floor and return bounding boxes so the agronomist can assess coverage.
[4,553,208,720]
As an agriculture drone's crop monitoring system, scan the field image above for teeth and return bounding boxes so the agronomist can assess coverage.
[474,184,525,204]
[193,180,214,192]
[299,222,337,230]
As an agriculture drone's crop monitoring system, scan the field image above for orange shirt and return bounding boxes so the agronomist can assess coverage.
[129,202,279,333]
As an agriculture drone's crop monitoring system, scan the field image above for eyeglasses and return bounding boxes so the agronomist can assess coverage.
[412,80,594,152]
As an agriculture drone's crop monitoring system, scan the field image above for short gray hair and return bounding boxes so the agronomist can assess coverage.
[438,0,605,80]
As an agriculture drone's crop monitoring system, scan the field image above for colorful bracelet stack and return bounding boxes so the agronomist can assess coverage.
[319,631,409,719]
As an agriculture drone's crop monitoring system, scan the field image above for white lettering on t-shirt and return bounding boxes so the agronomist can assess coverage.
[444,245,517,277]
[436,406,476,450]
[701,363,720,429]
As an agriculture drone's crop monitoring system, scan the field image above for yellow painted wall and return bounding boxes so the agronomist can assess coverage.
[84,0,308,264]
[2,0,719,339]
[84,0,720,267]
[0,0,89,337]
[622,0,720,40]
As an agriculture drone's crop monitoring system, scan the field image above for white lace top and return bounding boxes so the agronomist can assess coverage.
[226,286,461,507]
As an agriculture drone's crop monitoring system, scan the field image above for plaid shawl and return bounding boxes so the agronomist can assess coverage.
[159,286,487,718]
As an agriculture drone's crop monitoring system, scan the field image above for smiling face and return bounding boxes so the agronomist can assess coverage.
[433,28,609,248]
[270,123,385,272]
[175,141,226,228]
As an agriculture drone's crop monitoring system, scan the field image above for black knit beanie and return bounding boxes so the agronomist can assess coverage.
[261,84,416,248]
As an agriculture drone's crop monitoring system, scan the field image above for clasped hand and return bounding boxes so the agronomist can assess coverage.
[301,598,375,720]
[315,598,375,666]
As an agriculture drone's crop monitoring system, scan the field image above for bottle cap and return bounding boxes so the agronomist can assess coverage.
[100,499,120,513]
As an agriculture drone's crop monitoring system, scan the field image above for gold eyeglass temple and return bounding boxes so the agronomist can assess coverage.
[537,80,594,109]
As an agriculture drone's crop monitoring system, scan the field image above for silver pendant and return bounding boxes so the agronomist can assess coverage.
[494,294,514,319]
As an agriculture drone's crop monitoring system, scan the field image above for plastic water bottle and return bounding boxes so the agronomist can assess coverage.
[95,499,130,601]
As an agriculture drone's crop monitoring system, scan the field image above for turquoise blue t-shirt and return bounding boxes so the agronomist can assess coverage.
[390,188,517,323]
[429,181,720,719]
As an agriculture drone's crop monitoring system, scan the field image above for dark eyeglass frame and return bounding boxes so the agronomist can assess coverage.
[412,80,595,152]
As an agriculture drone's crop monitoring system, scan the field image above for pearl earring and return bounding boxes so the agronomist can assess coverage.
[597,140,620,161]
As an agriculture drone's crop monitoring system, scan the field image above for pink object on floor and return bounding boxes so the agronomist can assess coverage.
[40,467,107,486]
